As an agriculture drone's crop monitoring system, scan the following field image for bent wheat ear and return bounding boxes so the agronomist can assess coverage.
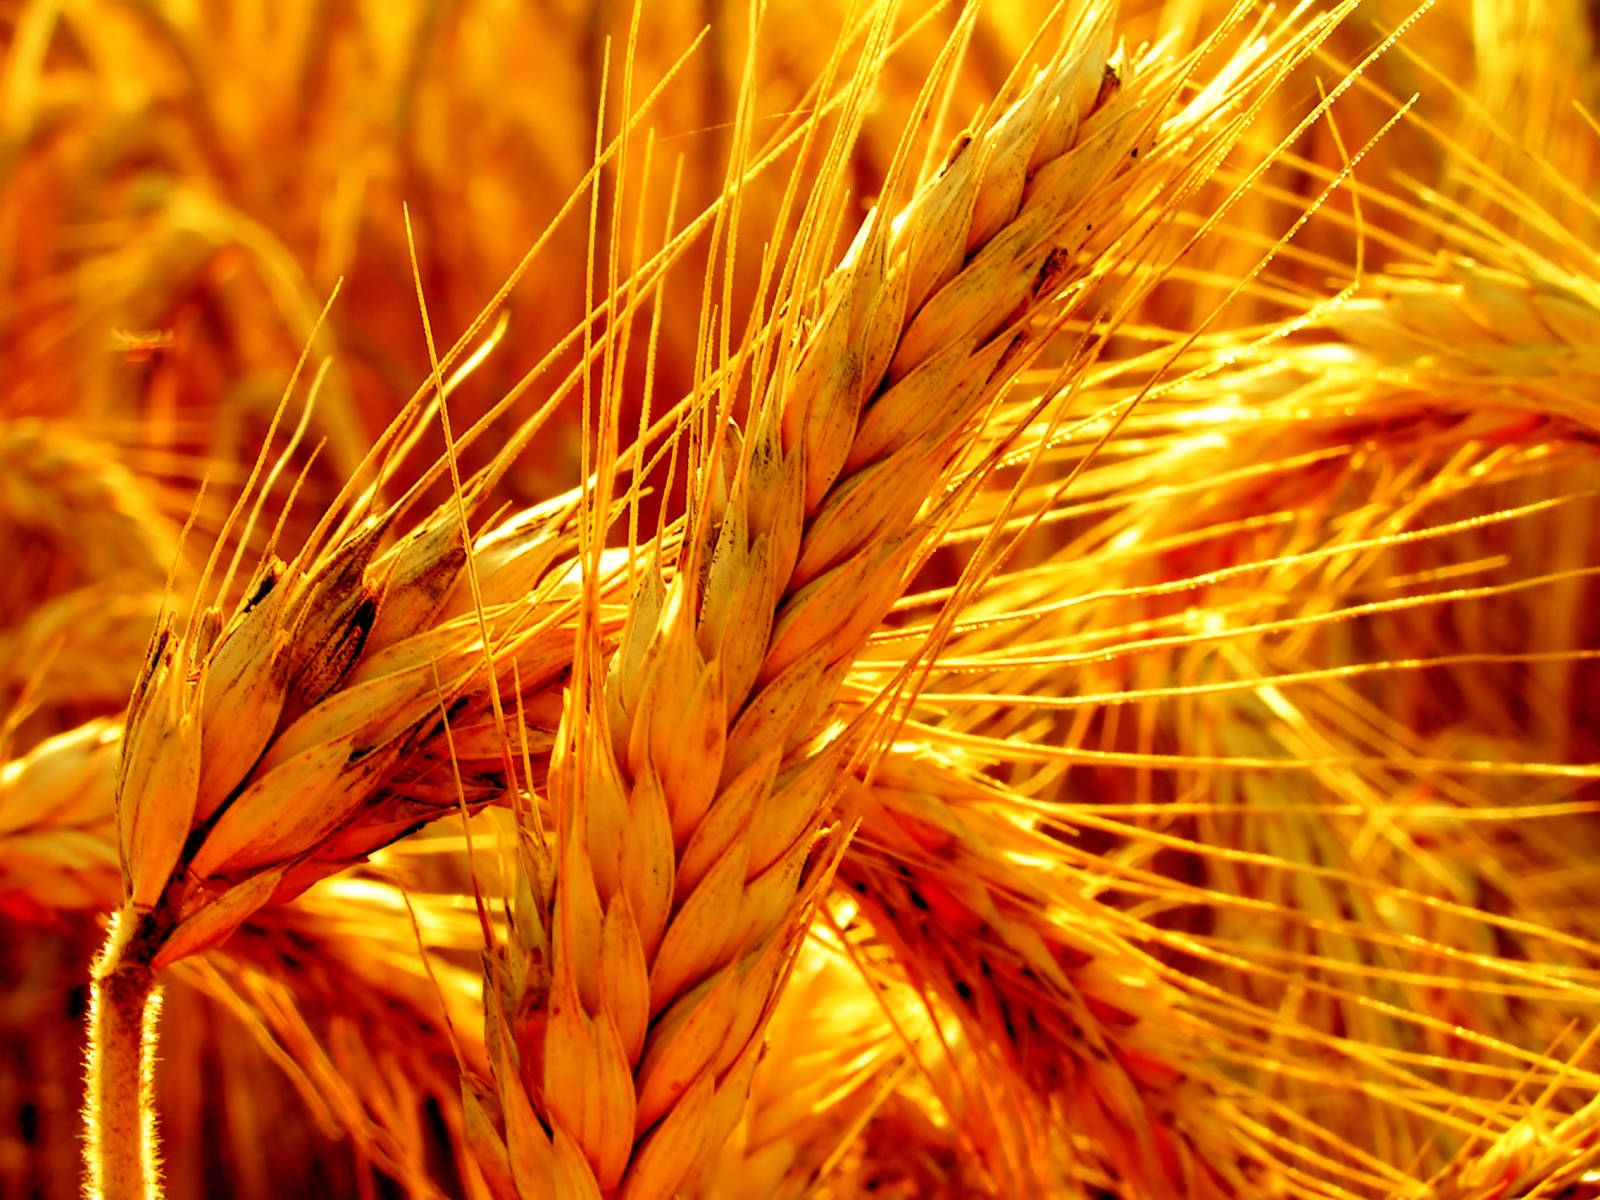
[0,588,167,731]
[0,419,186,591]
[4,713,498,1188]
[842,748,1272,1196]
[1330,254,1600,435]
[86,467,592,1198]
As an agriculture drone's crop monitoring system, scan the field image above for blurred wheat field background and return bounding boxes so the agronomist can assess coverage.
[3,0,1600,1197]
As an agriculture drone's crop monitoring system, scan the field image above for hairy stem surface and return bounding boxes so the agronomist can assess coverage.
[84,909,161,1200]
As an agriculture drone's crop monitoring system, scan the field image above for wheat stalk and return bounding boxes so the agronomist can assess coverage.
[0,713,505,1190]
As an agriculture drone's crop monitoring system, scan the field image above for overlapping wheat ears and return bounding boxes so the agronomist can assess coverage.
[3,0,1600,1196]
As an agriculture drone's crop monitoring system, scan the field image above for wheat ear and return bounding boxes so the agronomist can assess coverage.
[469,3,1253,1194]
[84,453,597,1199]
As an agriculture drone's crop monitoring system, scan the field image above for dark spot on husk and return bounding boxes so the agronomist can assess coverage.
[245,567,279,609]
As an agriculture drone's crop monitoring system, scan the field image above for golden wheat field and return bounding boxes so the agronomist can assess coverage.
[3,0,1600,1196]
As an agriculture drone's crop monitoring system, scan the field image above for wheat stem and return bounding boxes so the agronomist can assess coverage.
[84,907,162,1200]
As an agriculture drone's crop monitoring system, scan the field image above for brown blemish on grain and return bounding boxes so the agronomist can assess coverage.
[245,566,280,609]
[942,131,974,173]
[1034,247,1074,301]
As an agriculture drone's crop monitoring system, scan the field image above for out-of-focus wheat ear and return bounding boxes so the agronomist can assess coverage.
[1328,254,1600,435]
[702,928,965,1199]
[860,309,1600,1194]
[0,419,188,595]
[1430,1092,1600,1200]
[0,719,122,919]
[0,588,165,738]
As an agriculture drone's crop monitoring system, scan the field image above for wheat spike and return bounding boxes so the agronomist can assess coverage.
[1425,1088,1600,1200]
[87,424,597,1197]
[477,3,1137,1189]
[470,2,1357,1194]
[114,500,580,957]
